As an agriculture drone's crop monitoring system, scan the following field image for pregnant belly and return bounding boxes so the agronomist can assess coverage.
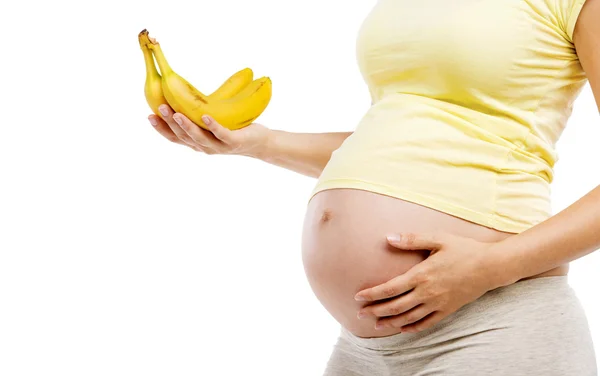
[301,188,567,339]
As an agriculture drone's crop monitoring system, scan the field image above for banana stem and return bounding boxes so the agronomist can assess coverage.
[148,42,173,77]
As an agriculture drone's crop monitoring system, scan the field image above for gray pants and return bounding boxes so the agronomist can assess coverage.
[324,276,597,376]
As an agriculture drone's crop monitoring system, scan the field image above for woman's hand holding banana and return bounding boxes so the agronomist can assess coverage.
[148,105,271,157]
[139,29,272,131]
[139,29,273,157]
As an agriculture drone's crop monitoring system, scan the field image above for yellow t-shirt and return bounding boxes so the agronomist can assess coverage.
[309,0,589,233]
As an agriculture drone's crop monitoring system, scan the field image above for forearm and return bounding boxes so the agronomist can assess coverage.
[489,184,600,288]
[251,129,352,178]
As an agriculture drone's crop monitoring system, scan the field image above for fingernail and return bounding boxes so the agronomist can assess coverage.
[375,323,385,330]
[357,312,366,319]
[173,115,182,126]
[387,235,402,242]
[354,295,367,301]
[159,105,169,116]
[202,115,211,125]
[149,117,157,126]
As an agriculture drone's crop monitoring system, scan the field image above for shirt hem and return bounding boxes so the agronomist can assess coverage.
[308,178,529,234]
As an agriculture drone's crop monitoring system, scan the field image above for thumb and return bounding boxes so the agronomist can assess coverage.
[202,115,232,143]
[386,233,444,251]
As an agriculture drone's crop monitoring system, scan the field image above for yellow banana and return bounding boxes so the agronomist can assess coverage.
[139,30,255,121]
[208,68,254,101]
[139,30,167,119]
[146,33,272,130]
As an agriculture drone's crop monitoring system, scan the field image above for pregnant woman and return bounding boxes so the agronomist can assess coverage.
[148,0,600,374]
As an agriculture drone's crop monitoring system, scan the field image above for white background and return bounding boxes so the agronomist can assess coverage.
[1,0,599,375]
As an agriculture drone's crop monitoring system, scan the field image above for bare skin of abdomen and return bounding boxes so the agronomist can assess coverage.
[301,188,569,339]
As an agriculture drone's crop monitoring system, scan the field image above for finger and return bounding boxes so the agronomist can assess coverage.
[399,311,446,333]
[149,115,187,146]
[376,304,431,329]
[150,115,212,153]
[201,115,234,143]
[158,104,196,145]
[358,295,420,319]
[386,233,444,251]
[173,113,223,150]
[354,272,417,302]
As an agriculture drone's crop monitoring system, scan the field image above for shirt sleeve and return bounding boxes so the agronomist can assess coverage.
[554,0,588,43]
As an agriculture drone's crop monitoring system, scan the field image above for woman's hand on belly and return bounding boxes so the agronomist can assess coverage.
[301,188,523,338]
[354,232,507,334]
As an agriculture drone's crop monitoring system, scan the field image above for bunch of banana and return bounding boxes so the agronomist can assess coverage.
[138,29,272,130]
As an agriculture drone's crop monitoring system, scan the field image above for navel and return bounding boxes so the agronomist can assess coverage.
[319,209,333,224]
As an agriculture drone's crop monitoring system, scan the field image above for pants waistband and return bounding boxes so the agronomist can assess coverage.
[340,275,572,351]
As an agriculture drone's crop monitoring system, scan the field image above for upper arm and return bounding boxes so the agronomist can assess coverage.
[573,0,600,112]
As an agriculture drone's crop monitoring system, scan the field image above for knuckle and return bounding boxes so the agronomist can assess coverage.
[387,320,399,328]
[404,311,421,324]
[423,284,440,299]
[405,233,417,246]
[414,270,430,285]
[437,295,450,307]
[382,286,396,297]
[386,306,402,316]
[167,135,180,144]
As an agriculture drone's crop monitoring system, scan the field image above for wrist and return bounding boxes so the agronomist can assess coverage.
[248,128,277,161]
[482,242,522,290]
